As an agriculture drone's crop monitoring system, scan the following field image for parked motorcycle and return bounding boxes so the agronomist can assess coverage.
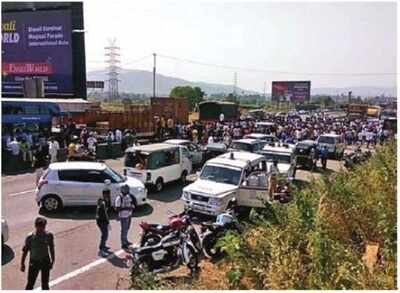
[200,207,242,259]
[129,227,200,276]
[343,150,371,169]
[139,208,202,253]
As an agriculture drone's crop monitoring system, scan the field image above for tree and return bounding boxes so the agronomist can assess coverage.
[170,86,204,111]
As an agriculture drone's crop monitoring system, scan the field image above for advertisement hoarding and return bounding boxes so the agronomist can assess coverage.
[2,9,73,96]
[271,81,311,103]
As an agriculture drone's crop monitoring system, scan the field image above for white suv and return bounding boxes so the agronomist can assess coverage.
[36,162,147,212]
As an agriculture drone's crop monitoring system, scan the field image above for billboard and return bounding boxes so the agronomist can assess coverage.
[271,81,311,103]
[2,9,73,96]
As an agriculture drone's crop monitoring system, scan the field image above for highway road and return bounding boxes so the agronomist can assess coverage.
[1,156,343,290]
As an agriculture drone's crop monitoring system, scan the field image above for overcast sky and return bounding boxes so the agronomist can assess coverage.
[84,0,397,92]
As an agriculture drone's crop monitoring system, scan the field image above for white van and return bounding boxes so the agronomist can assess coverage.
[124,143,192,192]
[182,151,268,216]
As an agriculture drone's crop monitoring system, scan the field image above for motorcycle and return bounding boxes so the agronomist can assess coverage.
[139,209,202,253]
[129,227,200,276]
[200,207,242,259]
[343,150,371,169]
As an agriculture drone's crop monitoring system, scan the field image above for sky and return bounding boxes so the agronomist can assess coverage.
[84,0,397,92]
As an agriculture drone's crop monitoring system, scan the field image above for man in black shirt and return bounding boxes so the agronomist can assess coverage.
[96,189,111,257]
[21,217,55,290]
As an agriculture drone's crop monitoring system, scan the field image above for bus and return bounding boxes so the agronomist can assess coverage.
[2,98,61,140]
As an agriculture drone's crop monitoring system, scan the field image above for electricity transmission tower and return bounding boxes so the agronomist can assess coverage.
[233,72,238,103]
[105,38,120,100]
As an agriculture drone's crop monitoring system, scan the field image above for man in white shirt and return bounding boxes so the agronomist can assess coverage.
[87,134,97,153]
[115,185,134,249]
[219,113,224,123]
[115,129,122,143]
[48,138,60,163]
[8,137,20,156]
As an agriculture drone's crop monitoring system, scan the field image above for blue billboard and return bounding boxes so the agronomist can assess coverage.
[2,9,73,96]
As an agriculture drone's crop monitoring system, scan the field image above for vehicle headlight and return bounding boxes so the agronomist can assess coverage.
[182,191,190,200]
[209,197,223,206]
[136,187,145,193]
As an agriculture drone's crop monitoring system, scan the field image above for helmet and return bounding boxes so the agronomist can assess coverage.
[120,184,130,195]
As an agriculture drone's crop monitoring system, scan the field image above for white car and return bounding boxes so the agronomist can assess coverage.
[164,139,204,166]
[124,143,192,192]
[182,152,267,216]
[259,145,297,179]
[36,162,147,212]
[2,218,9,246]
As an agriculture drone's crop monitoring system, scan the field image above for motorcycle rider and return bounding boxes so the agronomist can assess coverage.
[115,184,134,249]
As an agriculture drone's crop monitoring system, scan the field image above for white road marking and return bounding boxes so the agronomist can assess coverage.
[34,249,127,290]
[8,189,35,197]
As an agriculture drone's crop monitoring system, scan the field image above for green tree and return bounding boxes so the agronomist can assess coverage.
[170,86,204,110]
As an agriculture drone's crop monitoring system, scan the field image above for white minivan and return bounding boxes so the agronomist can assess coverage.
[124,143,192,192]
[36,162,147,212]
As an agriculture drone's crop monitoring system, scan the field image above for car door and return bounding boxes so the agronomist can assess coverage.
[162,148,181,183]
[56,170,92,206]
[84,170,110,205]
[188,143,202,165]
[237,183,269,208]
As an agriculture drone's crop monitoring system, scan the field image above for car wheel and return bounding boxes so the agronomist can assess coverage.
[181,171,188,185]
[42,195,62,212]
[155,178,163,192]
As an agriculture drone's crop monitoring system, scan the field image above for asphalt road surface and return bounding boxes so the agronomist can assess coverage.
[2,157,343,290]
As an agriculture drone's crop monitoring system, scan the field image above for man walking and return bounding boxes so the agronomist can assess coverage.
[96,189,111,257]
[115,184,134,249]
[320,146,329,170]
[48,137,59,163]
[21,217,55,290]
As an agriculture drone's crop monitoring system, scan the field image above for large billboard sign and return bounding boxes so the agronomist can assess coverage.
[271,81,311,103]
[2,9,73,96]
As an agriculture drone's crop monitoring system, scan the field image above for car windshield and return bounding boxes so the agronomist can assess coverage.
[230,142,253,152]
[104,167,125,183]
[200,165,242,185]
[125,151,149,168]
[263,153,291,164]
[318,136,336,144]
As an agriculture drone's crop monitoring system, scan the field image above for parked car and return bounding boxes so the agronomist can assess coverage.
[204,142,228,162]
[182,151,268,216]
[255,121,276,134]
[259,144,297,179]
[2,218,9,246]
[316,133,345,159]
[164,139,204,166]
[244,133,280,145]
[294,140,318,170]
[229,139,266,153]
[124,143,192,192]
[36,162,147,212]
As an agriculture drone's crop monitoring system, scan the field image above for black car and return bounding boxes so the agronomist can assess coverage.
[294,140,318,170]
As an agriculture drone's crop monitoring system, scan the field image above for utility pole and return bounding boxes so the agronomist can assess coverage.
[153,53,156,98]
[263,81,267,105]
[105,38,120,100]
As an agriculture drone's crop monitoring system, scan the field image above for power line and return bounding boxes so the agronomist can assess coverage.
[157,53,397,76]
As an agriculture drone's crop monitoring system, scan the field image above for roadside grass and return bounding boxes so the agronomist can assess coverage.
[127,140,396,290]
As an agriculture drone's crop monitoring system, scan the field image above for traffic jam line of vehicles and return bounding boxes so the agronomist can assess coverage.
[20,127,358,280]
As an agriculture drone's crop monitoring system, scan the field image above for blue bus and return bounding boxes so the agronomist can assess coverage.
[2,98,61,141]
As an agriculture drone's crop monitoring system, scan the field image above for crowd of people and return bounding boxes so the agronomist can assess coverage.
[3,119,139,168]
[170,112,391,147]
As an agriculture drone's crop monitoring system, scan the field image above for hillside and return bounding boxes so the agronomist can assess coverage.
[87,69,396,97]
